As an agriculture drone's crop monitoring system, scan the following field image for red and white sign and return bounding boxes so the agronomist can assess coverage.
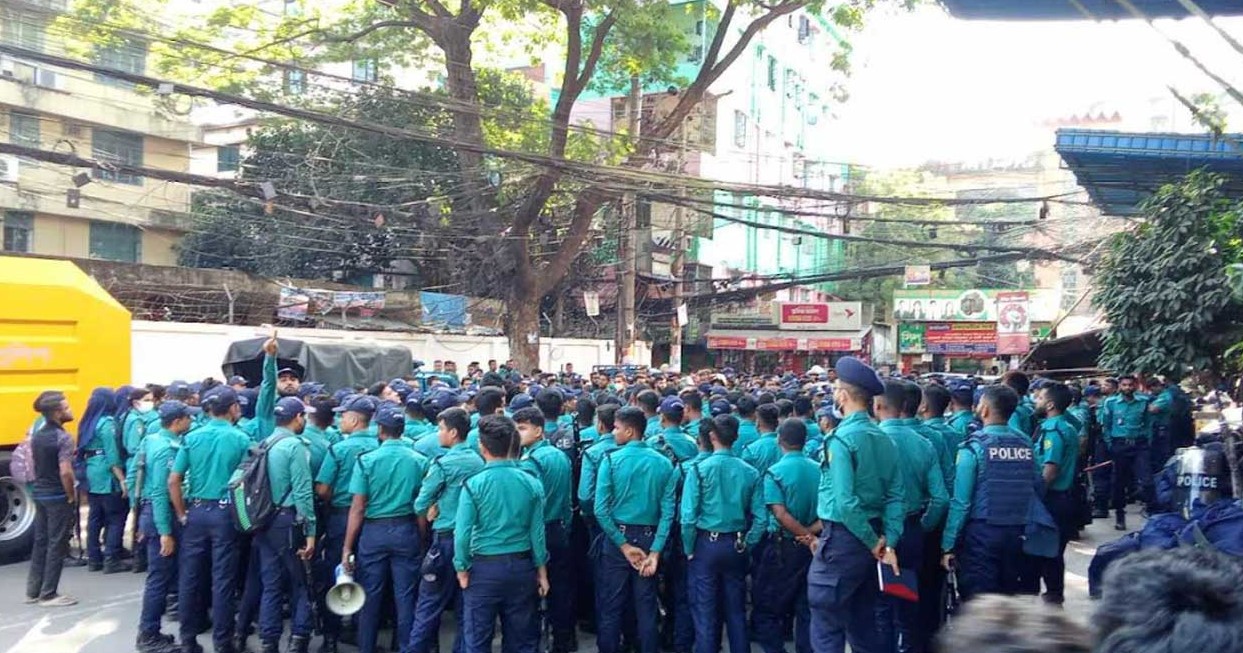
[995,291,1031,355]
[755,337,799,351]
[775,302,863,331]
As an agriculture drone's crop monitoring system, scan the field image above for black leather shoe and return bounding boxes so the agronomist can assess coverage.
[136,633,179,653]
[87,561,103,572]
[103,558,133,574]
[133,558,149,574]
[290,635,311,653]
[318,637,338,653]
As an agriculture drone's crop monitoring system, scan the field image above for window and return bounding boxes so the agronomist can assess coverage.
[284,69,306,94]
[217,145,241,173]
[351,59,378,83]
[766,56,777,91]
[1,9,46,52]
[94,39,147,87]
[89,221,141,262]
[91,128,143,185]
[733,110,748,149]
[10,112,40,148]
[283,0,302,15]
[2,211,33,253]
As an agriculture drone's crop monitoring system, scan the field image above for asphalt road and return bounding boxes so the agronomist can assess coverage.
[0,515,1126,653]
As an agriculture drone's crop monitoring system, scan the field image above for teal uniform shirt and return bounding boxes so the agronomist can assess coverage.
[350,439,429,519]
[172,417,251,501]
[578,424,598,444]
[941,424,1035,552]
[84,416,123,494]
[735,418,760,455]
[1067,404,1090,438]
[404,417,434,442]
[948,410,974,440]
[647,426,699,464]
[1037,415,1080,492]
[645,415,661,438]
[133,428,183,536]
[316,431,380,508]
[578,433,618,516]
[415,442,485,531]
[761,450,821,534]
[879,419,949,532]
[817,411,906,550]
[521,439,574,526]
[122,410,150,497]
[803,418,823,441]
[470,412,480,429]
[682,418,701,441]
[301,425,332,476]
[265,428,317,532]
[1149,387,1181,431]
[414,432,448,460]
[1099,395,1152,441]
[680,450,766,555]
[242,353,278,443]
[453,460,549,571]
[1009,396,1036,438]
[594,440,677,552]
[557,414,573,430]
[920,416,958,492]
[741,431,781,474]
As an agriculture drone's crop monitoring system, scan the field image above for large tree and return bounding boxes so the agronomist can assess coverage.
[66,0,905,368]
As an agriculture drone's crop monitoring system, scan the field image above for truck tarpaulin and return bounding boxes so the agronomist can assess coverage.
[222,338,413,391]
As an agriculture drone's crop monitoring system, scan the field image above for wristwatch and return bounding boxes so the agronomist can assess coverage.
[178,514,189,526]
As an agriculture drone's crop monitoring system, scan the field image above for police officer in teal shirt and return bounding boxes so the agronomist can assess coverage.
[794,396,823,444]
[947,385,975,441]
[637,390,662,438]
[1002,371,1036,438]
[1097,374,1154,530]
[680,413,765,653]
[648,396,698,464]
[253,397,317,653]
[465,387,506,453]
[134,400,196,653]
[79,388,128,573]
[1034,382,1080,606]
[735,396,761,454]
[593,406,678,653]
[341,403,429,653]
[168,386,252,653]
[409,407,485,653]
[808,357,904,653]
[918,383,957,492]
[579,405,620,522]
[741,403,782,474]
[454,415,550,653]
[679,391,705,440]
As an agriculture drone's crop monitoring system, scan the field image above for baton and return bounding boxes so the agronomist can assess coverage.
[1083,460,1113,473]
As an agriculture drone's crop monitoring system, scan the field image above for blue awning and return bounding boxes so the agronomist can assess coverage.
[1054,128,1243,215]
[939,0,1243,20]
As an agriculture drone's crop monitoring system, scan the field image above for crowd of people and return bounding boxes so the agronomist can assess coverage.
[14,337,1243,653]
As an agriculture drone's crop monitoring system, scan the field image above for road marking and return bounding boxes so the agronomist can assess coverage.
[3,613,117,653]
[1069,543,1098,557]
[0,592,142,634]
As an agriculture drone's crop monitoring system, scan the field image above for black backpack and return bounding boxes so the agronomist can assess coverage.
[227,433,293,534]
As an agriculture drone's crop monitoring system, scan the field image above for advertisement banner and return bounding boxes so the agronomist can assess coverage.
[904,265,932,287]
[893,288,1062,323]
[806,337,859,351]
[995,291,1031,355]
[755,337,799,351]
[775,301,863,331]
[924,322,997,355]
[898,323,926,354]
[706,335,749,350]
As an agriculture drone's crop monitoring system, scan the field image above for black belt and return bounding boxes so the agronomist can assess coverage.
[189,498,230,507]
[1110,437,1145,446]
[365,515,416,524]
[329,506,352,514]
[618,523,656,535]
[435,528,455,536]
[474,551,532,562]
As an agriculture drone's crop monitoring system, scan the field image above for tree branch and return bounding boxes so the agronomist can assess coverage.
[535,191,611,297]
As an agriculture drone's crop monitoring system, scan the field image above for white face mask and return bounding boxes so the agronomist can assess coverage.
[137,401,155,413]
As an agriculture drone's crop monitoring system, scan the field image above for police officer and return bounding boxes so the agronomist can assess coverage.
[409,407,485,653]
[1098,374,1153,531]
[741,403,782,473]
[513,405,575,653]
[735,396,760,453]
[134,400,197,653]
[80,388,129,574]
[168,387,252,653]
[875,381,948,653]
[649,396,699,464]
[794,396,823,445]
[914,382,956,645]
[341,402,429,653]
[679,391,705,438]
[454,415,550,653]
[314,395,380,653]
[946,383,974,443]
[680,414,765,653]
[579,405,620,524]
[1034,382,1080,606]
[636,390,663,438]
[593,405,678,653]
[751,419,820,653]
[940,385,1037,600]
[808,356,904,653]
[465,387,506,452]
[1002,372,1035,438]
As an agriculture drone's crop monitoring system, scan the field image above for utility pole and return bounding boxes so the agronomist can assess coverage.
[670,115,689,374]
[616,74,641,364]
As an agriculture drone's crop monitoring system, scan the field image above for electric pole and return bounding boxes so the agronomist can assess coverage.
[616,74,641,364]
[670,115,689,373]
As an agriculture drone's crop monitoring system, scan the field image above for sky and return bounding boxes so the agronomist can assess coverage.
[823,3,1243,167]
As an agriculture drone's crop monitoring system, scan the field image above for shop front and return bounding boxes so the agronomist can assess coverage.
[706,329,872,374]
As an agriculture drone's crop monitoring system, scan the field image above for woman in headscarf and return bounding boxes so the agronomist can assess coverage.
[78,387,129,573]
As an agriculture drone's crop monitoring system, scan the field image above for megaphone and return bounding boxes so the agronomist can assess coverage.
[326,563,366,616]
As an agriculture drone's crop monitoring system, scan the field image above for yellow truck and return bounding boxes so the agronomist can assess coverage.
[0,255,130,560]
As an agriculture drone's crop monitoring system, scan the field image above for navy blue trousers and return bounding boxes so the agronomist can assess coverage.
[545,521,575,651]
[1110,441,1153,517]
[178,502,240,648]
[406,532,464,653]
[258,508,314,642]
[876,517,923,653]
[461,554,539,653]
[86,492,127,564]
[956,521,1025,601]
[687,531,748,653]
[1041,491,1077,604]
[317,509,351,639]
[808,522,881,653]
[357,517,420,653]
[661,523,694,652]
[236,536,261,638]
[596,526,660,653]
[138,503,179,638]
[751,535,811,653]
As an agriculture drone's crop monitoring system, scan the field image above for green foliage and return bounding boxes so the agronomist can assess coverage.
[1094,171,1243,376]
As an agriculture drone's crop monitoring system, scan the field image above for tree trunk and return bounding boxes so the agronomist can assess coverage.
[506,287,541,373]
[436,27,489,214]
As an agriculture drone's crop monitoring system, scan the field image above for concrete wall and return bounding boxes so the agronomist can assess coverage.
[130,321,651,386]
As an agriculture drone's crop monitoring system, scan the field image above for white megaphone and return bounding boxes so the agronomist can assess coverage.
[326,563,366,616]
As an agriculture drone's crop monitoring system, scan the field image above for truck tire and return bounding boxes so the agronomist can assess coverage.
[0,453,36,562]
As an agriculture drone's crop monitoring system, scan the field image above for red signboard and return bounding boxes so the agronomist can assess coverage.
[775,302,863,330]
[924,322,997,355]
[755,337,798,351]
[806,338,857,351]
[706,336,749,350]
[780,303,829,324]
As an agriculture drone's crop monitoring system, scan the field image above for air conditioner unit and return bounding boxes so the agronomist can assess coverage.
[35,68,59,89]
[0,155,20,183]
[0,56,15,78]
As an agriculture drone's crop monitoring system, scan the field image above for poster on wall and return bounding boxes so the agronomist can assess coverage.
[774,302,863,330]
[924,322,997,355]
[904,265,932,287]
[898,323,926,354]
[995,291,1031,355]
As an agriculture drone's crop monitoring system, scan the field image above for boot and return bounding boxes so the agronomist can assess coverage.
[136,633,179,653]
[290,635,311,653]
[1091,507,1109,519]
[233,634,251,653]
[180,640,204,653]
[317,636,338,653]
[87,560,103,572]
[103,558,133,574]
[259,640,280,653]
[133,558,148,574]
[1115,514,1127,531]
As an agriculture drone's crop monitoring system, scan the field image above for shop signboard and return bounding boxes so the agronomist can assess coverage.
[775,301,863,331]
[892,288,1061,323]
[755,337,799,351]
[924,322,997,355]
[995,290,1031,355]
[898,323,926,354]
[706,335,749,349]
